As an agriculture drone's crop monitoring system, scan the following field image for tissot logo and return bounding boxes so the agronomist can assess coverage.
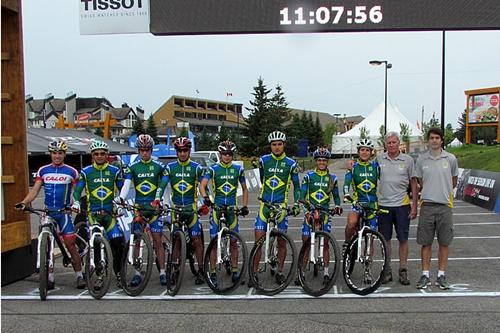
[81,0,144,11]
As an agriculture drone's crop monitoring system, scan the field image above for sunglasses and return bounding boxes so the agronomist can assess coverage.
[92,152,107,156]
[221,152,233,156]
[176,149,190,153]
[316,158,328,162]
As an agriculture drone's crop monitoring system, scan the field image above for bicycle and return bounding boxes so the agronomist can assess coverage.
[342,197,389,295]
[84,210,116,300]
[161,204,204,296]
[16,205,88,301]
[203,205,248,294]
[248,197,297,295]
[116,202,156,296]
[296,200,341,297]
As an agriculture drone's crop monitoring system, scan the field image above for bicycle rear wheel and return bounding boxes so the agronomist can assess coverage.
[85,235,113,300]
[342,229,388,295]
[121,232,154,296]
[165,230,186,296]
[298,231,340,297]
[38,232,50,301]
[248,230,297,296]
[204,230,248,294]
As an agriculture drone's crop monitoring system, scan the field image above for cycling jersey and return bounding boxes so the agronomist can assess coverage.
[343,159,380,203]
[159,159,205,237]
[73,162,124,239]
[36,163,79,209]
[125,158,167,233]
[300,169,341,236]
[255,153,300,233]
[204,161,246,238]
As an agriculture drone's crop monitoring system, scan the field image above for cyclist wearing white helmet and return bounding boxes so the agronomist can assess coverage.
[72,140,126,288]
[117,134,170,286]
[16,140,84,290]
[343,138,380,252]
[252,130,301,285]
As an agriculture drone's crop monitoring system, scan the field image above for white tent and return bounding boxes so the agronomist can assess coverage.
[331,103,423,154]
[448,138,463,147]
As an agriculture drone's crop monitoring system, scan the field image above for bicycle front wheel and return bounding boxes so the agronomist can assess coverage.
[298,231,340,297]
[248,230,297,296]
[342,229,388,296]
[165,230,186,296]
[74,222,89,263]
[38,232,51,301]
[85,235,113,300]
[204,230,248,294]
[121,232,154,296]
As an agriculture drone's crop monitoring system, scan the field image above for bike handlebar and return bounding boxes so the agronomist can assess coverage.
[298,200,340,216]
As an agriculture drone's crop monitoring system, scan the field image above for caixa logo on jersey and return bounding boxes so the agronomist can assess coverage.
[80,0,150,35]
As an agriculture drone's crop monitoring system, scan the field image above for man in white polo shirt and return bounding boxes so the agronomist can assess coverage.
[413,127,458,290]
[377,132,418,285]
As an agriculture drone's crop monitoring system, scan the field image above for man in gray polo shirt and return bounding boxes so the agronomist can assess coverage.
[413,127,458,290]
[377,132,418,285]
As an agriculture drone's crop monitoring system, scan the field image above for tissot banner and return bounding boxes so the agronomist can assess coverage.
[456,168,500,213]
[80,0,150,35]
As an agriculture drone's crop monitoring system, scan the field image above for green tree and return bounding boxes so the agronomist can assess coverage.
[399,123,411,151]
[285,113,302,156]
[444,123,454,146]
[455,110,466,142]
[241,77,271,156]
[132,118,144,135]
[196,127,215,151]
[359,126,370,140]
[323,123,337,149]
[313,113,324,147]
[378,125,385,148]
[268,84,291,131]
[94,127,104,137]
[422,115,440,140]
[145,115,160,143]
[177,127,188,139]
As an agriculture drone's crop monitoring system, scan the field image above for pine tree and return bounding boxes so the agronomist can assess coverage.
[455,110,466,142]
[399,123,411,151]
[145,115,159,143]
[359,126,370,140]
[196,127,215,151]
[313,113,324,147]
[268,84,291,131]
[132,118,145,135]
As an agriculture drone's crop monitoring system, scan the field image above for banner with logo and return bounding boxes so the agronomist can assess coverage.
[455,168,500,213]
[80,0,150,35]
[468,93,500,124]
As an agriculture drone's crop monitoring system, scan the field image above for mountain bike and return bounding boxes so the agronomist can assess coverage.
[203,205,248,294]
[342,197,389,295]
[161,204,205,296]
[116,202,156,296]
[16,205,88,301]
[296,200,341,297]
[248,197,297,295]
[84,210,115,300]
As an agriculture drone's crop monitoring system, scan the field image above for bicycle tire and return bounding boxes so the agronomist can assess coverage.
[121,232,154,296]
[342,229,388,296]
[203,230,248,294]
[248,230,297,296]
[38,232,50,301]
[155,229,170,273]
[298,231,340,297]
[74,222,89,263]
[166,230,186,296]
[85,235,113,300]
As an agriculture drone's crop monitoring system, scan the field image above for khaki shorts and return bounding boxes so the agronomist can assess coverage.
[417,202,453,246]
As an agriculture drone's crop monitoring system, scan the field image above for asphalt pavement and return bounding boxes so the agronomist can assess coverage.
[2,159,500,332]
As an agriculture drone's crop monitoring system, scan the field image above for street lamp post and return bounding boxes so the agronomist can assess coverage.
[369,60,392,137]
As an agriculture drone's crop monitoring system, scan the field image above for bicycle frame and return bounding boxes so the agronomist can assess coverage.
[213,206,239,266]
[88,224,107,269]
[262,203,287,269]
[351,202,387,263]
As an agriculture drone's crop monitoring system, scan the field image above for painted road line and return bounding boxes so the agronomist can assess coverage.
[3,291,500,301]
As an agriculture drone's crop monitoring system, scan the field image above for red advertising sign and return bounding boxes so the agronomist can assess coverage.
[468,93,500,123]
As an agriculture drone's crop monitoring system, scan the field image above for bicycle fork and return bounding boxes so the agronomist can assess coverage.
[37,229,55,271]
[309,231,325,264]
[216,226,229,264]
[89,226,106,269]
[356,226,371,262]
[127,231,144,265]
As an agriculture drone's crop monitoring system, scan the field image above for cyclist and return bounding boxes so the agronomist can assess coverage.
[297,147,342,285]
[199,140,250,287]
[343,139,380,249]
[253,130,301,285]
[71,140,125,288]
[115,134,169,286]
[155,137,206,285]
[15,140,85,290]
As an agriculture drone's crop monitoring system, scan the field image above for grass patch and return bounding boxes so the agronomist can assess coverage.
[447,144,500,172]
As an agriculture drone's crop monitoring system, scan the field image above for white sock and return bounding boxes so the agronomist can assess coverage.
[324,268,329,277]
[438,270,445,277]
[422,270,430,278]
[48,273,55,282]
[76,271,83,278]
[160,269,166,275]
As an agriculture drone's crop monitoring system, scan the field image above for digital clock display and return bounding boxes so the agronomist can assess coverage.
[150,0,500,36]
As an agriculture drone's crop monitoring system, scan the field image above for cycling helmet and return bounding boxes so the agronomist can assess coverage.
[218,140,236,154]
[356,138,374,150]
[136,134,154,150]
[313,147,331,159]
[90,140,109,152]
[173,137,192,150]
[48,140,68,152]
[268,130,286,143]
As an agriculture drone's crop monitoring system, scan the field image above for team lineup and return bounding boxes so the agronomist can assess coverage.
[15,127,458,299]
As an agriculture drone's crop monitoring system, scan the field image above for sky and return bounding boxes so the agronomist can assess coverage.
[21,1,500,129]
